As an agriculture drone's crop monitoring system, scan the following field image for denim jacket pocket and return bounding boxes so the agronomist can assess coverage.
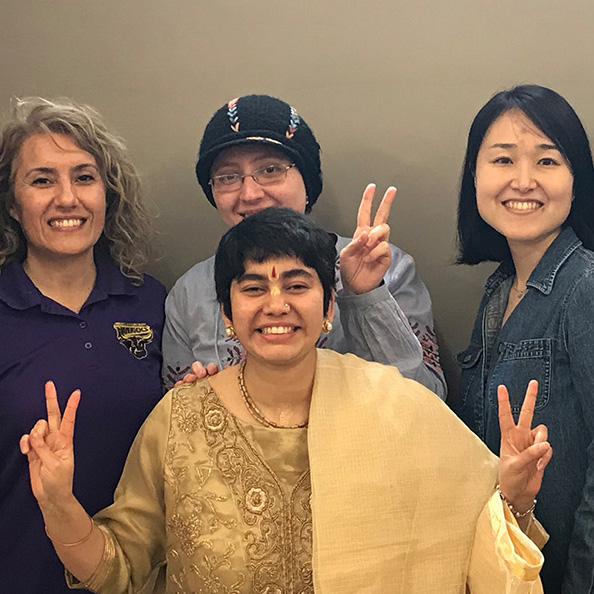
[487,338,552,414]
[457,345,483,409]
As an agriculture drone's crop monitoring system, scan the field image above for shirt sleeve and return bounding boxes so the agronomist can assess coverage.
[561,270,594,592]
[162,282,194,389]
[66,393,172,593]
[466,492,546,594]
[336,244,446,399]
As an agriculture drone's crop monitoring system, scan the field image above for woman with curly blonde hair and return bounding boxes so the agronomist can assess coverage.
[0,97,154,278]
[0,97,166,594]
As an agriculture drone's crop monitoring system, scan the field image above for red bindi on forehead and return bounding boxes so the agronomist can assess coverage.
[271,266,276,278]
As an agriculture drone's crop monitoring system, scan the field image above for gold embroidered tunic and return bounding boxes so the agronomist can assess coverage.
[80,380,312,594]
[73,350,547,594]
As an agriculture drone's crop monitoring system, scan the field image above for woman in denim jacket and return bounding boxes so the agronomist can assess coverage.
[454,85,594,594]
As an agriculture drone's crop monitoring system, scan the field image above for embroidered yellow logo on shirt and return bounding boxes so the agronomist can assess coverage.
[113,322,154,360]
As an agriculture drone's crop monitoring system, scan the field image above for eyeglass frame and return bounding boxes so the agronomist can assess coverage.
[209,162,297,193]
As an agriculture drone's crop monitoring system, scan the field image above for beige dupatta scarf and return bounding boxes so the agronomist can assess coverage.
[308,349,545,594]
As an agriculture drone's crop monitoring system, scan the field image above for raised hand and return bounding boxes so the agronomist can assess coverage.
[339,183,397,295]
[498,380,552,513]
[174,360,220,387]
[20,381,80,506]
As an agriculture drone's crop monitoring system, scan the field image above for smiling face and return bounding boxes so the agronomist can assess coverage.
[222,255,334,368]
[475,109,574,256]
[10,133,106,266]
[210,145,308,226]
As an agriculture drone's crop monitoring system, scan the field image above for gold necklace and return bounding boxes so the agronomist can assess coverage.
[237,360,308,429]
[512,280,527,299]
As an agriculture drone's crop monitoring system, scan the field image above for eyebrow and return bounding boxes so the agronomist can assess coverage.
[213,155,289,170]
[487,142,560,151]
[281,269,315,280]
[24,163,99,176]
[236,268,315,283]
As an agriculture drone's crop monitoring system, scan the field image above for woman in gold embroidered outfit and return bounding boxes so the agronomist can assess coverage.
[22,207,552,594]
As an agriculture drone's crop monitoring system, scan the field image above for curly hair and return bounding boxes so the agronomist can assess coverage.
[0,97,155,281]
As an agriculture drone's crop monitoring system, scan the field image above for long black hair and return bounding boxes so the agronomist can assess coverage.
[457,85,594,264]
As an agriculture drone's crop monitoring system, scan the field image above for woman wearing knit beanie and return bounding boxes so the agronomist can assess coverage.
[162,94,446,398]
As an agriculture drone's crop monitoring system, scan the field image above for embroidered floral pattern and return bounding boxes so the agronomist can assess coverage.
[168,512,203,557]
[223,334,244,367]
[205,408,226,432]
[411,322,441,373]
[165,383,313,593]
[176,409,199,434]
[163,363,192,388]
[245,487,269,514]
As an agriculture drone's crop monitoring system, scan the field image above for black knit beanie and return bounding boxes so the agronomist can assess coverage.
[196,95,323,211]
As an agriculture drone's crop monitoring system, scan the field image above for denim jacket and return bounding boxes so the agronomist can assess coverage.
[455,226,594,594]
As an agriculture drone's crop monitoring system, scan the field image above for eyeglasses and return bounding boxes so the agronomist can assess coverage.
[209,163,296,193]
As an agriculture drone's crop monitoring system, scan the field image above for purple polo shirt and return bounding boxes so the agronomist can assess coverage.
[0,251,165,592]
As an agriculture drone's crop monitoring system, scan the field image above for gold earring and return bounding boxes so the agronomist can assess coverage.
[321,320,332,334]
[225,325,236,338]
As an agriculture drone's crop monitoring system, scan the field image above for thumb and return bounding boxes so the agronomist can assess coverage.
[510,441,552,473]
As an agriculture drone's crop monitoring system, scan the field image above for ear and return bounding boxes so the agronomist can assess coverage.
[220,304,232,328]
[7,200,20,223]
[325,291,335,323]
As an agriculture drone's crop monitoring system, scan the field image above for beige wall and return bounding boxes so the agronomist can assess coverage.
[3,1,593,396]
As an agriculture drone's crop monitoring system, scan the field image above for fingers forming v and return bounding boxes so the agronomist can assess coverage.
[356,184,398,229]
[356,184,376,228]
[45,381,62,433]
[372,186,397,226]
[60,390,81,440]
[497,384,514,433]
[518,380,538,430]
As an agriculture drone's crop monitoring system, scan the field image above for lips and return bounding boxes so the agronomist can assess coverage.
[48,218,86,228]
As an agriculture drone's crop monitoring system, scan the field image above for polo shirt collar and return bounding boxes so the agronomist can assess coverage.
[87,247,137,304]
[0,247,136,312]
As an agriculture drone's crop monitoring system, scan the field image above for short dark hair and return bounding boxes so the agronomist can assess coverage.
[457,84,594,264]
[215,207,336,319]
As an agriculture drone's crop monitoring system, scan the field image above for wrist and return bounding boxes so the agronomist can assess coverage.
[341,279,384,297]
[496,484,537,519]
[40,494,81,523]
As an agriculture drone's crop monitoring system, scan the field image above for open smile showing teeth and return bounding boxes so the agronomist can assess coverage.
[49,218,85,228]
[239,210,263,219]
[502,200,542,212]
[259,326,297,335]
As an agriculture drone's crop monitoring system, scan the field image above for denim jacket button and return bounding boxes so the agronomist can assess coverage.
[463,354,472,363]
[487,319,498,331]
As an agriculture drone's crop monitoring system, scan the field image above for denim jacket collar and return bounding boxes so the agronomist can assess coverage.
[483,226,582,298]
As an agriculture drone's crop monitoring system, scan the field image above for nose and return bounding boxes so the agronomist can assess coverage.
[54,180,78,208]
[263,289,289,316]
[238,174,265,203]
[510,161,537,193]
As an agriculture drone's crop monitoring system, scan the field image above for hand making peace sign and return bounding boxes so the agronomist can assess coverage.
[339,183,397,295]
[20,381,80,507]
[497,380,553,515]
